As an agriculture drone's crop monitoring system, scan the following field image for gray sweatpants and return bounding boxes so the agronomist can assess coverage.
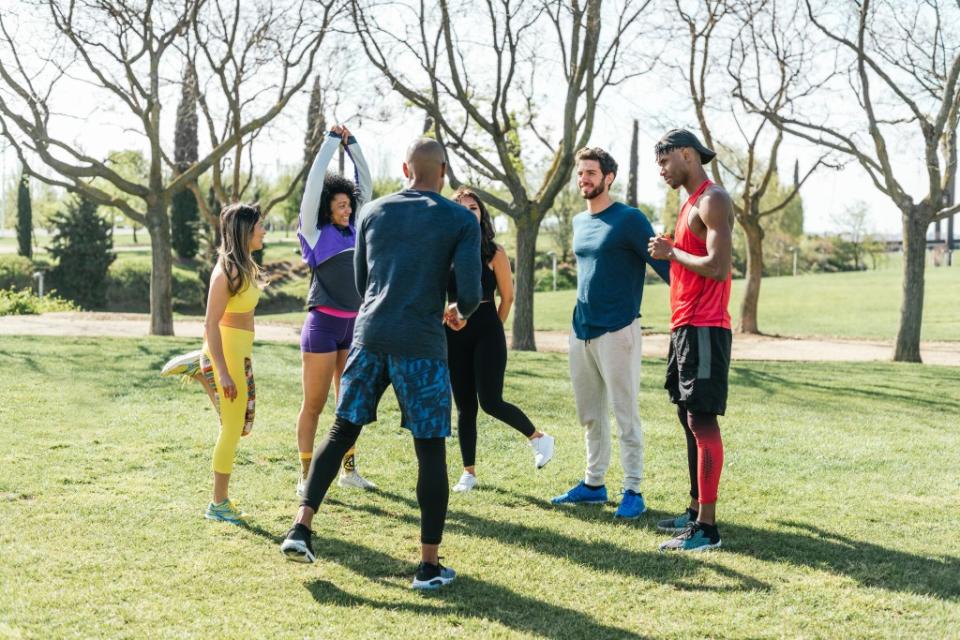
[568,320,644,492]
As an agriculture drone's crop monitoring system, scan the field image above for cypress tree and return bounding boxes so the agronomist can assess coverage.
[15,173,32,259]
[171,66,200,260]
[627,119,639,208]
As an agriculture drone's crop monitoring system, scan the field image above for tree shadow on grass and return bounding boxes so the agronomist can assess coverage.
[0,348,45,372]
[303,537,652,640]
[359,489,769,594]
[492,486,960,601]
[731,366,960,412]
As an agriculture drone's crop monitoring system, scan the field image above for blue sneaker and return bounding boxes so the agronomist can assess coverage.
[204,499,246,524]
[551,481,608,505]
[613,490,647,519]
[411,561,456,590]
[657,508,698,532]
[658,521,722,552]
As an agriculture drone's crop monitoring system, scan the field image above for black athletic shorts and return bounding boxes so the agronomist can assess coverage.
[665,325,732,416]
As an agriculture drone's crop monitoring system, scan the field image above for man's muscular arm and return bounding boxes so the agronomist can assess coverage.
[648,191,732,282]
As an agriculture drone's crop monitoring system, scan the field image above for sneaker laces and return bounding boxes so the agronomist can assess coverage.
[677,520,701,540]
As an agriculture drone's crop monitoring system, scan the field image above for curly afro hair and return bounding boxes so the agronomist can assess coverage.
[317,172,358,228]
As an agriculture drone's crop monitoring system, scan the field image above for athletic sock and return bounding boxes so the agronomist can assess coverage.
[341,447,356,474]
[299,451,312,478]
[696,521,719,541]
[585,483,604,491]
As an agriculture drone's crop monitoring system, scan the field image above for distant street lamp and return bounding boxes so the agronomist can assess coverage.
[33,271,45,297]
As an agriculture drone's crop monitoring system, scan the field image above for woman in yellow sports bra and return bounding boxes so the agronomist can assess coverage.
[199,203,266,524]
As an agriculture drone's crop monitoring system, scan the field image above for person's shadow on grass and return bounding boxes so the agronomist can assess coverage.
[302,536,652,640]
[490,485,960,601]
[357,489,770,594]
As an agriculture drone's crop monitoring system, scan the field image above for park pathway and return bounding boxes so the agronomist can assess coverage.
[2,311,958,366]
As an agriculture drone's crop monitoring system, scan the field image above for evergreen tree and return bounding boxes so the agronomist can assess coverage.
[304,75,326,167]
[48,196,115,309]
[15,173,32,259]
[627,120,639,208]
[171,66,200,260]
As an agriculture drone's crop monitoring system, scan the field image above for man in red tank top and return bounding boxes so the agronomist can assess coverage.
[648,129,733,552]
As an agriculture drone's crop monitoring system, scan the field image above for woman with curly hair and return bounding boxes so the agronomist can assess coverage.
[444,187,555,493]
[295,124,376,496]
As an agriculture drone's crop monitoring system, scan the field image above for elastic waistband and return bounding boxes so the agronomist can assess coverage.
[310,305,358,319]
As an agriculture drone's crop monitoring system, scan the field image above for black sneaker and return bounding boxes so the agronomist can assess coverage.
[656,507,699,532]
[410,560,456,590]
[280,523,315,563]
[658,520,722,552]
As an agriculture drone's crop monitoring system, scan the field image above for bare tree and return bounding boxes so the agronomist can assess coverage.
[675,0,830,334]
[0,0,336,334]
[183,2,339,228]
[752,0,960,361]
[352,0,653,350]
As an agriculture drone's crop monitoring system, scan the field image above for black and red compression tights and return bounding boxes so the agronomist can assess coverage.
[676,402,724,505]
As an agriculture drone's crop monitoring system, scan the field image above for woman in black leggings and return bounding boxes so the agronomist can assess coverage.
[444,187,555,492]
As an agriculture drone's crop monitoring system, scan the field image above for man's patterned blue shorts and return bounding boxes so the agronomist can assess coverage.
[335,346,452,439]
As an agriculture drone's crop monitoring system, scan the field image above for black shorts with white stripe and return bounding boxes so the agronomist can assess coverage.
[665,325,732,416]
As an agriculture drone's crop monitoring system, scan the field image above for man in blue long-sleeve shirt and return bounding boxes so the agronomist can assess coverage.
[281,137,481,591]
[552,147,670,519]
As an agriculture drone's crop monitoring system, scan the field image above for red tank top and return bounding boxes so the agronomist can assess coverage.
[669,179,732,330]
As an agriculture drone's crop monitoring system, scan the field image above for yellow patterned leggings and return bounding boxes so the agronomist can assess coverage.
[203,325,256,475]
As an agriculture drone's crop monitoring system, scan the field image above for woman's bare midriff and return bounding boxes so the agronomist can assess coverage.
[219,311,255,332]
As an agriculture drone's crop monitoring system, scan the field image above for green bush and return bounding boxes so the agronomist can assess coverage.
[106,259,205,313]
[0,289,78,316]
[0,255,34,291]
[534,263,577,292]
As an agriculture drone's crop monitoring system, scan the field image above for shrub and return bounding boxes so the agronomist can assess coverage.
[0,289,78,316]
[105,259,205,314]
[0,255,34,291]
[534,263,577,292]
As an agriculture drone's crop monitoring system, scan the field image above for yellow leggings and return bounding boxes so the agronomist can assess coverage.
[203,325,255,475]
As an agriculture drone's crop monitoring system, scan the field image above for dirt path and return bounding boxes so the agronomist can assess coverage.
[2,311,958,366]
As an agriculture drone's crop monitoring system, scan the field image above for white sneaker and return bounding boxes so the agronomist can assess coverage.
[452,471,478,492]
[531,433,555,469]
[160,349,203,377]
[337,469,378,490]
[296,475,306,498]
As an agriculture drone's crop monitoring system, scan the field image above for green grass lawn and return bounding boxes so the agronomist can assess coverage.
[1,336,957,638]
[517,261,960,341]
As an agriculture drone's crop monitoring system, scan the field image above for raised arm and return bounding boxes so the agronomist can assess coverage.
[344,135,373,207]
[648,190,732,282]
[298,130,343,260]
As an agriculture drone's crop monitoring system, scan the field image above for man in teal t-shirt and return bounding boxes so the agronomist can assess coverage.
[551,146,670,519]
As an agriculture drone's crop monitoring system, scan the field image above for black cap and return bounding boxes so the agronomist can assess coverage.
[656,129,716,164]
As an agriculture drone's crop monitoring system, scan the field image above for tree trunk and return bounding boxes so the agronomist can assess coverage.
[893,211,927,362]
[511,215,539,351]
[147,199,175,336]
[737,218,764,334]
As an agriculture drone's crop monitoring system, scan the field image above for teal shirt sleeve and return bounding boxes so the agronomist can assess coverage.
[629,208,670,284]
